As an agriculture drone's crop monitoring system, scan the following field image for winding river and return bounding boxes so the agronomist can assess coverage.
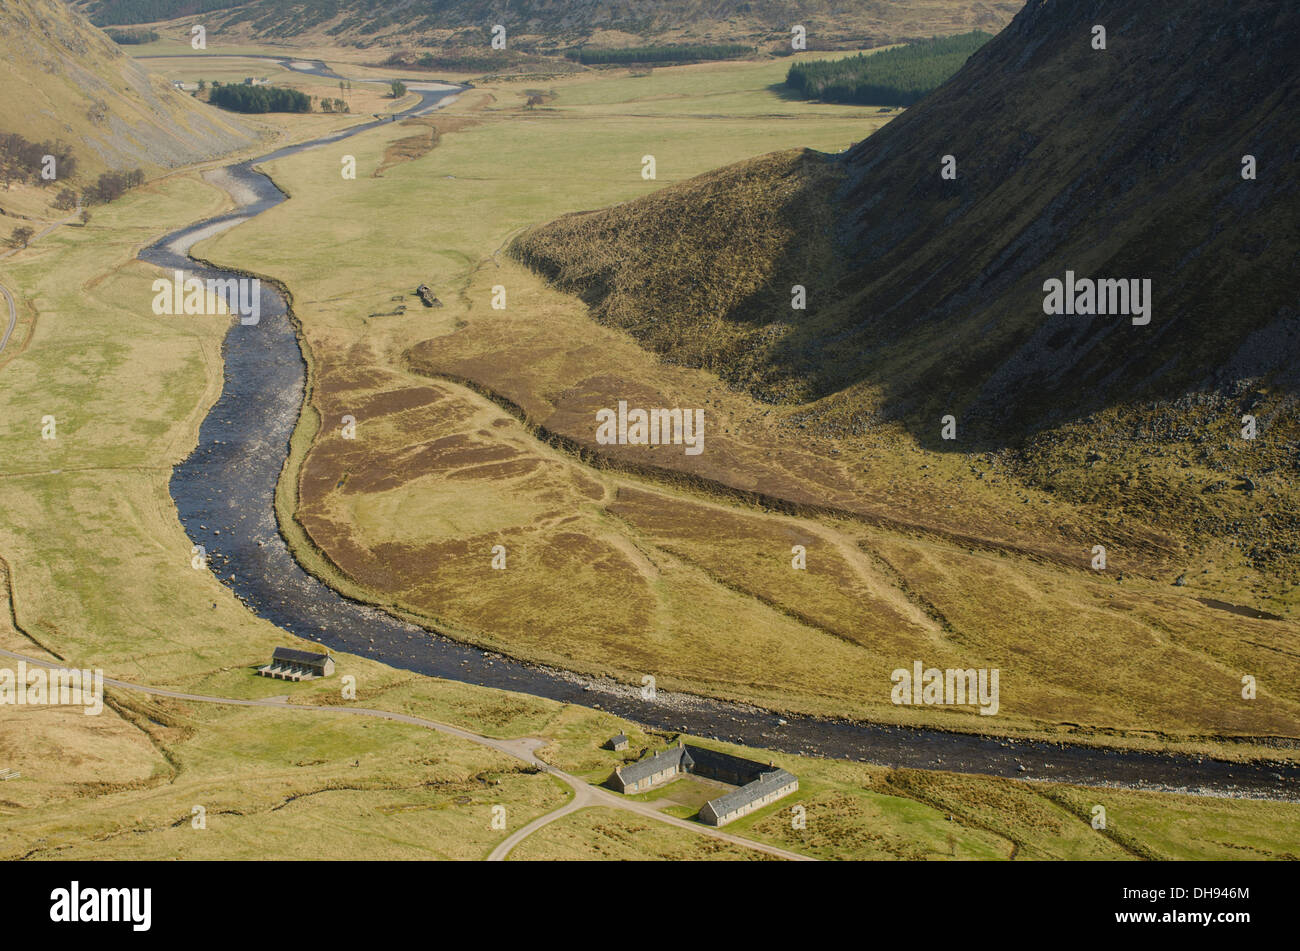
[147,68,1300,801]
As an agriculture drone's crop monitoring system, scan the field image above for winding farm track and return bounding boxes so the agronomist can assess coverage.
[114,57,1299,804]
[0,646,808,861]
[0,198,81,360]
[0,280,14,357]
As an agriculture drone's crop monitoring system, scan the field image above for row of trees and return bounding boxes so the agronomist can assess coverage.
[86,169,146,204]
[209,84,312,113]
[566,43,751,65]
[106,28,160,44]
[87,0,241,25]
[784,32,992,106]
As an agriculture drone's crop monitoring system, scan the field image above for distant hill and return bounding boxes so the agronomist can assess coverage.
[70,0,1022,50]
[0,0,255,178]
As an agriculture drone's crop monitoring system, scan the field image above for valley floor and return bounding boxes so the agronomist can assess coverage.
[0,50,1296,861]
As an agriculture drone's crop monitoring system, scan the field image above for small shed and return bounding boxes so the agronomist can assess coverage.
[606,733,629,751]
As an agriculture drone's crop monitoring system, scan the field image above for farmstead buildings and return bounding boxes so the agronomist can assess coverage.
[607,742,798,826]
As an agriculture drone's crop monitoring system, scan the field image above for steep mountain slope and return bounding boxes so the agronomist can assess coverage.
[514,0,1299,439]
[511,0,1300,582]
[72,0,1021,49]
[0,0,255,176]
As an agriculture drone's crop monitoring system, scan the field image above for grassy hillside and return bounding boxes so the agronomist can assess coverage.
[511,0,1300,591]
[73,0,1020,50]
[516,0,1299,431]
[0,0,258,246]
[0,0,256,175]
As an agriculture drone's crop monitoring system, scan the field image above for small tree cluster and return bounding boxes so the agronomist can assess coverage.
[106,28,159,44]
[0,134,77,188]
[785,32,992,105]
[53,187,79,211]
[7,226,35,249]
[209,84,312,114]
[86,168,145,204]
[565,44,751,65]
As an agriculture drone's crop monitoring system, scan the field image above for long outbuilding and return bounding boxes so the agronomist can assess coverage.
[698,767,798,826]
[256,647,335,681]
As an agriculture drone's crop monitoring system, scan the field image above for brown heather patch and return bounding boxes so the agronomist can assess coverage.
[412,331,1167,574]
[343,385,445,419]
[372,113,482,178]
[371,274,1300,733]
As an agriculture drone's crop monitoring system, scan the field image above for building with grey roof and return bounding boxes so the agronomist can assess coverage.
[606,742,798,823]
[256,646,335,681]
[608,742,693,794]
[699,767,798,827]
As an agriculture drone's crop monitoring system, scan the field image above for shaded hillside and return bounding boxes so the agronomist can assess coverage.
[73,0,1020,50]
[512,149,847,389]
[513,0,1300,442]
[0,0,255,176]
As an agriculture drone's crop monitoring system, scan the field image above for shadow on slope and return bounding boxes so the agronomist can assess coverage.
[512,0,1300,450]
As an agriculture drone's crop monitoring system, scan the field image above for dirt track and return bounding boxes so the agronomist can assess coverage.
[0,646,808,861]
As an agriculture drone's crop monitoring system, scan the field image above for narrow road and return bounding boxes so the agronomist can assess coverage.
[0,281,14,357]
[0,646,810,862]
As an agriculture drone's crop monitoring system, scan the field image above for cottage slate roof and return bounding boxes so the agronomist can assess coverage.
[271,647,331,667]
[609,733,628,745]
[703,768,797,818]
[615,745,690,785]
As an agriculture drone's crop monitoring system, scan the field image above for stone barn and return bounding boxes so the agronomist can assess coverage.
[699,768,799,827]
[257,647,335,681]
[608,742,693,794]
